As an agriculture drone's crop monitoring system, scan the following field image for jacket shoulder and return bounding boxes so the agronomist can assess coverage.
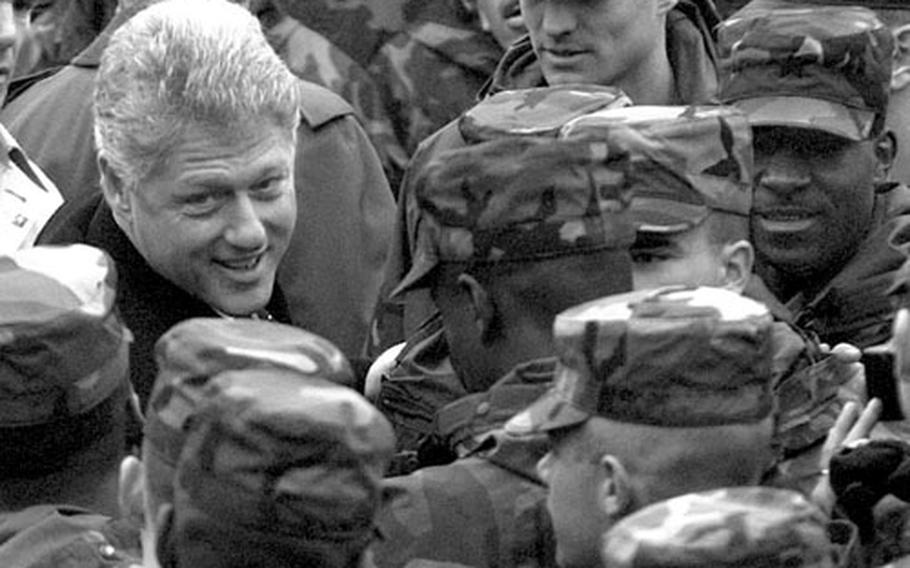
[296,79,355,129]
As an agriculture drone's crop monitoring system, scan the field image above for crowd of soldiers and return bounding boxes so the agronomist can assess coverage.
[5,0,910,566]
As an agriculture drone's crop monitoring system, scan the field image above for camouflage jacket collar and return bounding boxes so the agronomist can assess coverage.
[433,358,556,458]
[481,0,719,104]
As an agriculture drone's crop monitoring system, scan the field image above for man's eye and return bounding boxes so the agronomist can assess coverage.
[251,177,286,199]
[631,250,668,264]
[182,193,220,215]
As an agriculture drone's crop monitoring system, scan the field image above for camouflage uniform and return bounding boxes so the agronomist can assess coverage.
[144,317,356,506]
[168,366,394,568]
[0,244,140,567]
[600,487,858,568]
[718,2,910,349]
[375,86,632,461]
[365,0,505,191]
[373,134,637,568]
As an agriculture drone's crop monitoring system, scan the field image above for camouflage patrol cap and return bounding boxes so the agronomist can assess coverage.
[392,136,637,298]
[173,368,394,559]
[0,244,129,427]
[717,2,894,140]
[459,84,632,143]
[144,317,353,504]
[560,105,753,234]
[601,487,837,568]
[506,286,774,435]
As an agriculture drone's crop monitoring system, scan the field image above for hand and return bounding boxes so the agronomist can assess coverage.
[811,398,882,515]
[890,308,910,416]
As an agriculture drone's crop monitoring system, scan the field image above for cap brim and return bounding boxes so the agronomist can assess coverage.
[734,96,874,141]
[504,385,592,436]
[631,197,709,235]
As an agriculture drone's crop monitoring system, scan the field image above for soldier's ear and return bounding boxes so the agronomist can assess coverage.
[598,454,633,519]
[457,273,499,344]
[656,0,678,17]
[118,455,146,527]
[892,24,910,92]
[719,239,754,294]
[873,130,897,183]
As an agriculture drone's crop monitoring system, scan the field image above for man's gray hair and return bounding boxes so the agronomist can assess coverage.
[94,0,300,186]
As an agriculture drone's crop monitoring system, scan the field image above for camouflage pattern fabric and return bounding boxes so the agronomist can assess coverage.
[0,244,128,427]
[174,367,394,567]
[601,487,854,568]
[365,9,505,190]
[375,359,558,568]
[393,135,637,297]
[717,2,894,140]
[144,317,354,505]
[559,104,753,233]
[507,286,775,435]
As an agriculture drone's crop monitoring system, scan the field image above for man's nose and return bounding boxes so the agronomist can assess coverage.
[755,152,811,195]
[540,2,577,37]
[0,4,18,54]
[224,194,268,249]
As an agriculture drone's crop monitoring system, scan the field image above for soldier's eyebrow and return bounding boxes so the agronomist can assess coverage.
[631,233,678,250]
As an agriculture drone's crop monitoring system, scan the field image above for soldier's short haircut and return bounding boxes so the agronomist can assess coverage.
[94,0,300,187]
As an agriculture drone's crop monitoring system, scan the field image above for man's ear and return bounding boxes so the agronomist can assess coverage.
[597,455,633,519]
[874,130,897,183]
[656,0,679,17]
[719,240,754,294]
[98,156,133,221]
[118,455,146,528]
[457,273,499,344]
[892,24,910,92]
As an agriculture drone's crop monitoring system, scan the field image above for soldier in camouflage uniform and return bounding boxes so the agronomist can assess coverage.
[163,365,393,567]
[117,317,356,567]
[506,286,780,568]
[717,3,910,349]
[373,134,637,568]
[374,85,632,464]
[0,244,141,567]
[600,487,858,567]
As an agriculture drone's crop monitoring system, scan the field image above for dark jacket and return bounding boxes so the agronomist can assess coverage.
[37,194,291,408]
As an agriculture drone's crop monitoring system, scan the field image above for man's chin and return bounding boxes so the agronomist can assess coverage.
[206,289,272,318]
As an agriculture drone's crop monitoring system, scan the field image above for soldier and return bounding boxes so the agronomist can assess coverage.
[0,244,140,567]
[372,134,636,568]
[717,3,910,348]
[505,286,780,568]
[600,487,857,567]
[164,367,394,567]
[371,0,722,352]
[118,317,356,568]
[374,84,632,460]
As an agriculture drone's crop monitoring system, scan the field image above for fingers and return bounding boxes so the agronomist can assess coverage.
[822,399,882,463]
[830,342,862,363]
[845,398,882,445]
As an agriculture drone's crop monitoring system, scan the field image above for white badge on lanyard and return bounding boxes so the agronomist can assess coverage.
[0,153,63,255]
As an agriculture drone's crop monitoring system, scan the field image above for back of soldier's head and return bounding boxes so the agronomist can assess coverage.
[165,367,394,568]
[142,317,355,515]
[0,245,131,508]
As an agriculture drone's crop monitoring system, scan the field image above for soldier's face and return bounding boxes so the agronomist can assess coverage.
[537,427,613,568]
[519,0,666,88]
[630,223,726,290]
[0,0,29,106]
[751,126,883,288]
[113,122,296,316]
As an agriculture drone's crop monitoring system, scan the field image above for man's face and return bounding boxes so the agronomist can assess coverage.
[751,126,880,284]
[519,0,663,87]
[630,222,723,290]
[476,0,525,49]
[123,122,296,316]
[0,0,29,105]
[537,427,612,568]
